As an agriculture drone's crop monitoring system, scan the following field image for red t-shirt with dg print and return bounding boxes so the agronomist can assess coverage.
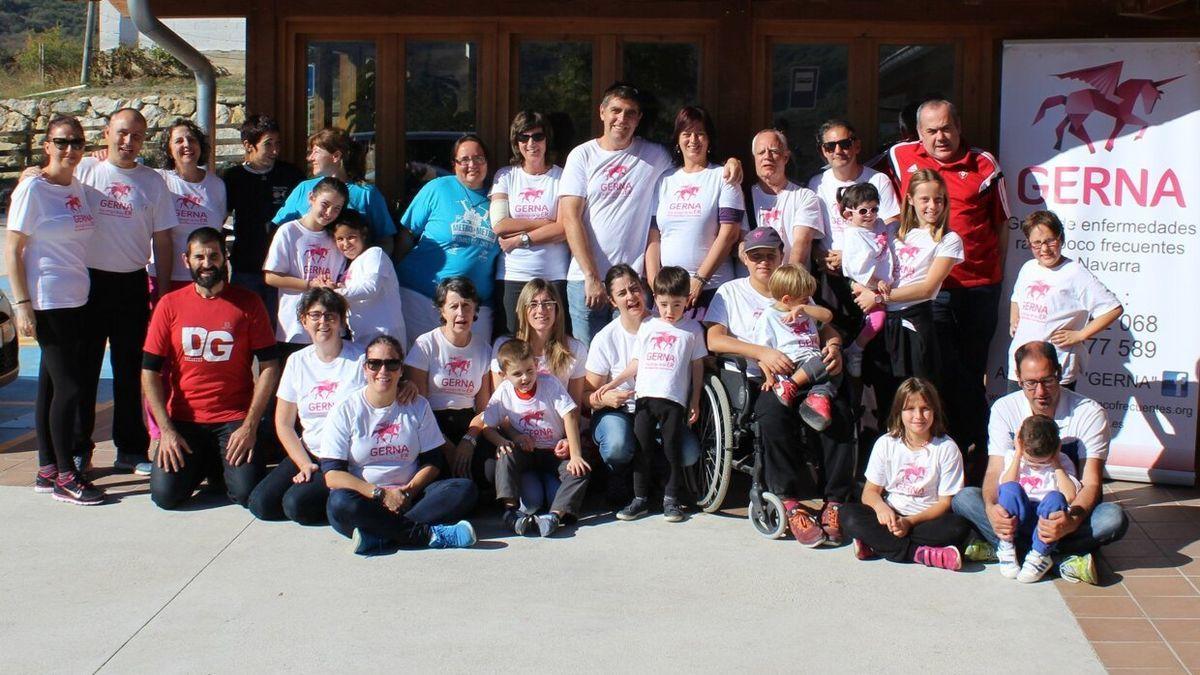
[144,283,276,423]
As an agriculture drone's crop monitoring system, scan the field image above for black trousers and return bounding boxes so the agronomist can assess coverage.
[74,268,150,462]
[933,284,1001,453]
[34,307,87,473]
[754,384,855,503]
[632,397,686,500]
[150,420,263,509]
[246,457,330,524]
[434,407,494,489]
[839,503,971,562]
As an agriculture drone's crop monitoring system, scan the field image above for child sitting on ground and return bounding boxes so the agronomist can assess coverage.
[838,182,892,378]
[751,264,837,431]
[997,414,1082,583]
[598,266,707,523]
[483,339,590,537]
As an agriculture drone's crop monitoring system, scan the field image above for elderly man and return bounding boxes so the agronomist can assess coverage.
[888,99,1010,458]
[952,341,1128,584]
[560,82,741,345]
[746,129,823,268]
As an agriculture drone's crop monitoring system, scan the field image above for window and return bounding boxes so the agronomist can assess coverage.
[770,43,849,182]
[877,44,957,151]
[517,41,594,161]
[622,42,700,146]
[306,41,377,180]
[404,40,479,199]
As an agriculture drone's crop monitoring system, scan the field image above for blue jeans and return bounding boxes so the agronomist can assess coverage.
[592,408,700,469]
[998,481,1069,555]
[326,478,478,546]
[952,485,1128,556]
[566,280,615,347]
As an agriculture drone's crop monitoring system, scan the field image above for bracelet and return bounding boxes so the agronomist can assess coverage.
[461,434,477,446]
[692,274,710,288]
[12,299,30,306]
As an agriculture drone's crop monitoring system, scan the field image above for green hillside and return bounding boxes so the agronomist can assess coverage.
[0,0,86,53]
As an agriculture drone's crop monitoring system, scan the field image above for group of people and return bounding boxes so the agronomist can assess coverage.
[5,81,1129,576]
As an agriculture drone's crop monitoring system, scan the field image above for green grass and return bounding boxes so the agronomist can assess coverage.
[0,74,246,101]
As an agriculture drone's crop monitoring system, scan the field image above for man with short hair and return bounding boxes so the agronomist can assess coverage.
[143,227,280,509]
[73,108,179,474]
[747,129,823,269]
[952,341,1128,584]
[560,83,740,345]
[888,99,1011,456]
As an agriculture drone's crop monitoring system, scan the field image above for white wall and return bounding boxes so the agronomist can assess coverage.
[98,1,245,54]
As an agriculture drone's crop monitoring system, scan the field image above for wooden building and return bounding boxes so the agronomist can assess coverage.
[143,0,1200,203]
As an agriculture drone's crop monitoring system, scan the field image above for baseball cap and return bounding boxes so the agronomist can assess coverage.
[743,227,783,252]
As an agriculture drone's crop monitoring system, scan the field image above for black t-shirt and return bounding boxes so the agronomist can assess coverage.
[221,161,305,274]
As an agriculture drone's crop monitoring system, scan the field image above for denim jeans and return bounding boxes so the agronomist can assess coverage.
[592,408,700,469]
[326,478,478,546]
[247,457,330,525]
[150,420,262,509]
[566,280,615,347]
[952,485,1129,556]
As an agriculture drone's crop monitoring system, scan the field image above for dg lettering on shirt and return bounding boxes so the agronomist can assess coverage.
[182,326,234,362]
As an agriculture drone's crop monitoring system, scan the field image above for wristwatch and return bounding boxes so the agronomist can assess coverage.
[371,486,384,501]
[1068,505,1087,520]
[519,233,532,249]
[461,434,478,447]
[874,293,884,305]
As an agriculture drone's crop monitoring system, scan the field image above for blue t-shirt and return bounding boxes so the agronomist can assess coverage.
[396,175,498,301]
[272,177,398,241]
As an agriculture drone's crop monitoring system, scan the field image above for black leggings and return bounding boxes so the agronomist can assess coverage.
[633,397,686,500]
[35,307,87,473]
[839,503,971,562]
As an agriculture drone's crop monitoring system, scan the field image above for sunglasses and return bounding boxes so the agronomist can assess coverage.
[821,138,856,153]
[365,358,403,372]
[852,206,880,216]
[516,132,546,143]
[49,138,86,150]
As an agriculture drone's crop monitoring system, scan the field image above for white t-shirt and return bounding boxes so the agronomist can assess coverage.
[585,317,645,413]
[988,389,1110,476]
[864,434,965,516]
[490,335,587,388]
[339,246,406,345]
[75,157,178,273]
[633,317,707,407]
[652,164,744,286]
[1008,258,1121,384]
[806,167,900,251]
[483,374,578,450]
[1001,452,1083,503]
[263,220,346,343]
[705,278,774,376]
[842,225,894,288]
[275,341,366,455]
[752,306,822,367]
[888,228,964,311]
[747,181,823,263]
[404,328,492,410]
[6,176,96,310]
[559,138,674,280]
[491,165,569,281]
[148,169,228,281]
[319,390,446,487]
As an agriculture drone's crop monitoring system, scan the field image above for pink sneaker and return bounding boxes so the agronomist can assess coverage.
[912,545,962,571]
[799,392,832,431]
[853,539,878,560]
[773,378,800,408]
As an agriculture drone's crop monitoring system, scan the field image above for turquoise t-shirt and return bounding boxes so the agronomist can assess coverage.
[396,175,498,301]
[272,177,398,241]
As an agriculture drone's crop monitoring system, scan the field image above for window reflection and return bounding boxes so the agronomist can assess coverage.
[771,43,848,182]
[404,41,479,201]
[877,44,956,153]
[306,41,376,181]
[518,41,593,162]
[622,42,700,146]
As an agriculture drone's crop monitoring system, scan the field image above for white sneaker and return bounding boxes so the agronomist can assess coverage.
[845,343,864,378]
[1017,550,1053,583]
[997,540,1020,579]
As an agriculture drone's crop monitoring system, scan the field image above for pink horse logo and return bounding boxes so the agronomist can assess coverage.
[65,195,82,211]
[446,357,471,376]
[606,164,629,179]
[760,209,781,228]
[899,466,926,484]
[1033,61,1184,153]
[790,319,811,337]
[650,332,677,351]
[519,410,545,428]
[675,185,700,200]
[896,245,920,261]
[309,380,338,399]
[106,182,132,199]
[1019,474,1044,492]
[305,246,329,263]
[372,421,403,443]
[1027,281,1052,300]
[177,194,203,209]
[519,188,544,202]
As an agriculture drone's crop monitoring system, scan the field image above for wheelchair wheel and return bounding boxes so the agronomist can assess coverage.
[687,372,734,513]
[749,491,788,539]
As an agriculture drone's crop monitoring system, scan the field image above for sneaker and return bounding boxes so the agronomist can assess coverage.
[1058,553,1099,585]
[34,467,56,494]
[503,508,531,535]
[113,456,151,475]
[1017,550,1053,583]
[912,545,962,571]
[853,538,878,560]
[52,474,105,506]
[536,513,561,537]
[997,540,1020,579]
[799,393,833,432]
[787,507,827,547]
[429,520,477,549]
[819,501,842,545]
[616,497,648,521]
[350,528,390,556]
[773,378,800,408]
[964,538,999,563]
[662,499,685,523]
[845,343,864,378]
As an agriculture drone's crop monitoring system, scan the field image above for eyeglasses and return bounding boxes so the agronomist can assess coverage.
[49,138,85,150]
[821,138,856,153]
[527,300,558,311]
[854,206,880,216]
[1019,376,1060,391]
[304,311,340,323]
[365,358,403,372]
[1028,238,1060,250]
[454,156,487,166]
[516,132,546,143]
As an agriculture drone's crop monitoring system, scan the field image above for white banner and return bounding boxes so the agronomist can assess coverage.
[991,40,1200,485]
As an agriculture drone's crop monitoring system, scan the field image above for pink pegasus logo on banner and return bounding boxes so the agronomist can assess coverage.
[519,188,544,202]
[1027,281,1052,299]
[1033,60,1184,153]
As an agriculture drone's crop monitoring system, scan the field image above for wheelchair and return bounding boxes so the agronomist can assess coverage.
[685,354,859,539]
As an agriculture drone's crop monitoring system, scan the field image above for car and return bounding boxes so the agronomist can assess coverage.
[0,290,19,387]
